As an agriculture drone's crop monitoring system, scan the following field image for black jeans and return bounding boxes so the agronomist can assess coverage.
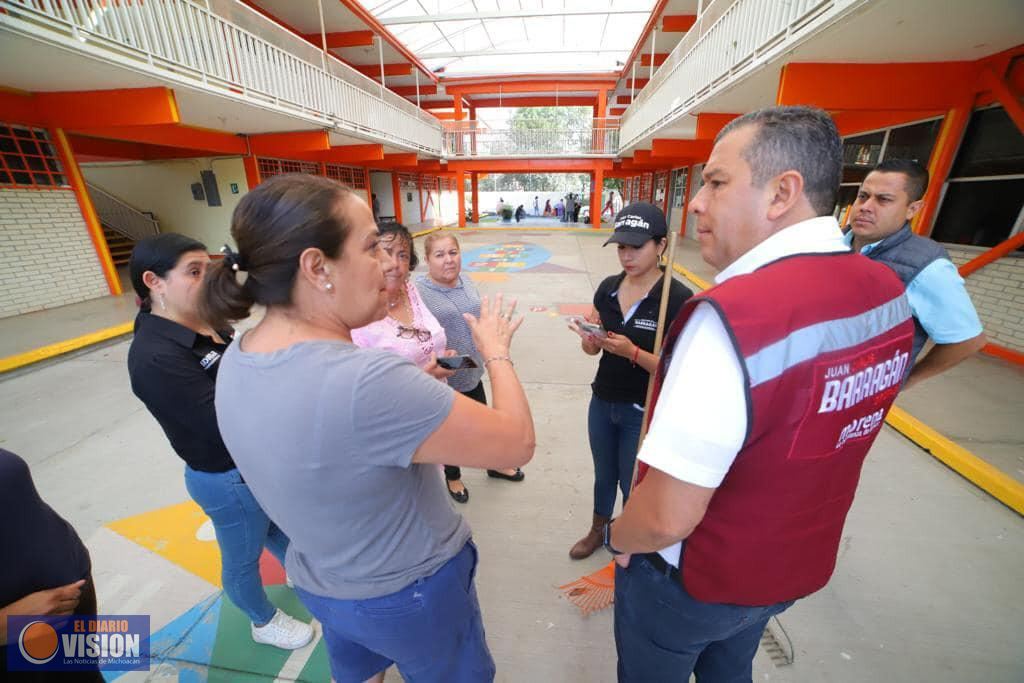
[445,382,486,481]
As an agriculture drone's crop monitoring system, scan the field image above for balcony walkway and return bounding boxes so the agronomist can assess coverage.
[0,229,1021,682]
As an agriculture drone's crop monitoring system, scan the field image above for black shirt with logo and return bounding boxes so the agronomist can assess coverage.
[127,311,236,473]
[592,271,692,405]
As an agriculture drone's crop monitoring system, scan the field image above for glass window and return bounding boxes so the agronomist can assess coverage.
[843,131,884,168]
[950,106,1024,178]
[885,119,942,165]
[931,178,1024,248]
[835,186,860,226]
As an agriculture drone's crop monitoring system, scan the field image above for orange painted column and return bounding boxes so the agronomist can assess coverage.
[418,174,425,223]
[677,165,691,238]
[590,168,604,229]
[470,172,479,223]
[661,171,671,215]
[243,154,261,189]
[51,128,121,296]
[915,98,973,235]
[391,172,403,225]
[456,170,467,228]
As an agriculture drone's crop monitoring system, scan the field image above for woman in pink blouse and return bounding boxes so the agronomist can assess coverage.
[352,223,454,382]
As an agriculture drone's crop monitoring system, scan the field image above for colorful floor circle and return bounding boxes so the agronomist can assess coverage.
[462,241,551,272]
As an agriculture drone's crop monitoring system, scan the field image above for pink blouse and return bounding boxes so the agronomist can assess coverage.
[351,280,447,369]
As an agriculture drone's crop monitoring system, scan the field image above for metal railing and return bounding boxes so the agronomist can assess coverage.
[443,119,620,157]
[0,0,443,155]
[86,182,160,242]
[619,0,868,152]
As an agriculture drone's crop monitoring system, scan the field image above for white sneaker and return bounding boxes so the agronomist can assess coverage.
[251,609,314,650]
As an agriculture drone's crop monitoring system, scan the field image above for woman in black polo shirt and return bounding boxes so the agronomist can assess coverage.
[126,234,312,650]
[567,203,692,559]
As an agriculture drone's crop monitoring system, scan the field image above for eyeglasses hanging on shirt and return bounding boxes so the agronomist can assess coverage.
[396,325,432,342]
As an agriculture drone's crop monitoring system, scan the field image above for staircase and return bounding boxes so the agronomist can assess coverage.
[102,227,136,267]
[86,182,160,266]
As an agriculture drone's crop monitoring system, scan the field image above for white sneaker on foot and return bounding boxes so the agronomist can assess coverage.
[251,609,314,650]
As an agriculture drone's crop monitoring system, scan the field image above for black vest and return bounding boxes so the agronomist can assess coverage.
[855,223,949,363]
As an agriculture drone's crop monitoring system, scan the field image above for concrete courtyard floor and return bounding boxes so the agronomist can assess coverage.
[1,228,1022,681]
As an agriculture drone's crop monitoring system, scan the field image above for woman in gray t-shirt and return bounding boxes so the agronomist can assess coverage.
[203,175,534,683]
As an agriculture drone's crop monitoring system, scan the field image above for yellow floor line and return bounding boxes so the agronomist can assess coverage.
[671,263,1023,516]
[411,227,442,238]
[0,321,133,374]
[886,407,1024,515]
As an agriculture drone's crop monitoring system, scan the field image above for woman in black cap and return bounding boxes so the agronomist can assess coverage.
[567,202,693,559]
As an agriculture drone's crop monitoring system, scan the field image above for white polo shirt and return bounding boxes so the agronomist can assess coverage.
[639,216,850,566]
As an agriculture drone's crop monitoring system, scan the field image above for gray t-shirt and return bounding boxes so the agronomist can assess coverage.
[215,337,468,600]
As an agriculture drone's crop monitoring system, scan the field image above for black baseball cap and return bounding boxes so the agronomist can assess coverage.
[603,202,668,247]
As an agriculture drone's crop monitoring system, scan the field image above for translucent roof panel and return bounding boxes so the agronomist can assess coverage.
[366,0,656,76]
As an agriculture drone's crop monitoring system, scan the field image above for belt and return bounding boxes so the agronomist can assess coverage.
[641,552,681,581]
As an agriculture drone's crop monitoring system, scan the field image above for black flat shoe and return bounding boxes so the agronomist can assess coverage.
[447,482,469,503]
[487,468,525,482]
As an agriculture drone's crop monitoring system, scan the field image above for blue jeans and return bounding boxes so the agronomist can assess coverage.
[614,552,795,682]
[588,395,644,517]
[295,541,494,683]
[184,466,289,625]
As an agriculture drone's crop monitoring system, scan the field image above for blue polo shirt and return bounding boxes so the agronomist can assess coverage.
[843,233,983,344]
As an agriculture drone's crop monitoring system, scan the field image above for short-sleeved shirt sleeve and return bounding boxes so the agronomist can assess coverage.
[348,351,455,468]
[906,259,984,344]
[637,302,747,488]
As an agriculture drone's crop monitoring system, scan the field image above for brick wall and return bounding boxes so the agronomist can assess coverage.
[946,246,1024,352]
[0,188,109,319]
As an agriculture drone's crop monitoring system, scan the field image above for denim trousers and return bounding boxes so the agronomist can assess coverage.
[295,541,495,683]
[184,465,290,625]
[588,394,644,517]
[614,552,795,682]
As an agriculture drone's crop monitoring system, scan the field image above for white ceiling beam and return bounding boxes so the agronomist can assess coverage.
[380,8,651,26]
[420,47,629,59]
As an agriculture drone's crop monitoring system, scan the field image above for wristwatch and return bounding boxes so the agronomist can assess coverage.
[603,520,623,556]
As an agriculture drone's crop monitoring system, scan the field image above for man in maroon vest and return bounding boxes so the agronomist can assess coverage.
[606,106,914,682]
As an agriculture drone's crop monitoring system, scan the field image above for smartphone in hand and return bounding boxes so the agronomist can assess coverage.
[436,354,479,370]
[577,320,606,337]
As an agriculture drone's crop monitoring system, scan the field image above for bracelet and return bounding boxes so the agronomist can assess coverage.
[630,345,640,367]
[483,356,513,368]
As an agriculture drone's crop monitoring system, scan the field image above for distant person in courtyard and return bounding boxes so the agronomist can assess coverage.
[515,205,526,223]
[544,199,553,216]
[534,196,540,216]
[607,106,914,681]
[496,197,506,215]
[845,159,985,388]
[127,233,313,651]
[556,199,565,219]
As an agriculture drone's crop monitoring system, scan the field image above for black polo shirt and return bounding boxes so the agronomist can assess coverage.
[127,311,236,473]
[592,271,692,404]
[0,448,91,608]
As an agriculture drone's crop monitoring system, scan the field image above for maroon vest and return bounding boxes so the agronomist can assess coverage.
[638,252,913,606]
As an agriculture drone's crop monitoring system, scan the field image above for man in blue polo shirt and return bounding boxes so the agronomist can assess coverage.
[846,159,986,389]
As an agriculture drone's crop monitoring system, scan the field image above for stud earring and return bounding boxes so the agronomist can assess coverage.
[325,282,333,291]
[159,294,167,311]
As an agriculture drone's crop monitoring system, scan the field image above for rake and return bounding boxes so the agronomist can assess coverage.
[559,228,683,615]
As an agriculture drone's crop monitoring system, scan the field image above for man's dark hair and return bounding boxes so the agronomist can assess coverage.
[717,106,842,216]
[873,158,930,202]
